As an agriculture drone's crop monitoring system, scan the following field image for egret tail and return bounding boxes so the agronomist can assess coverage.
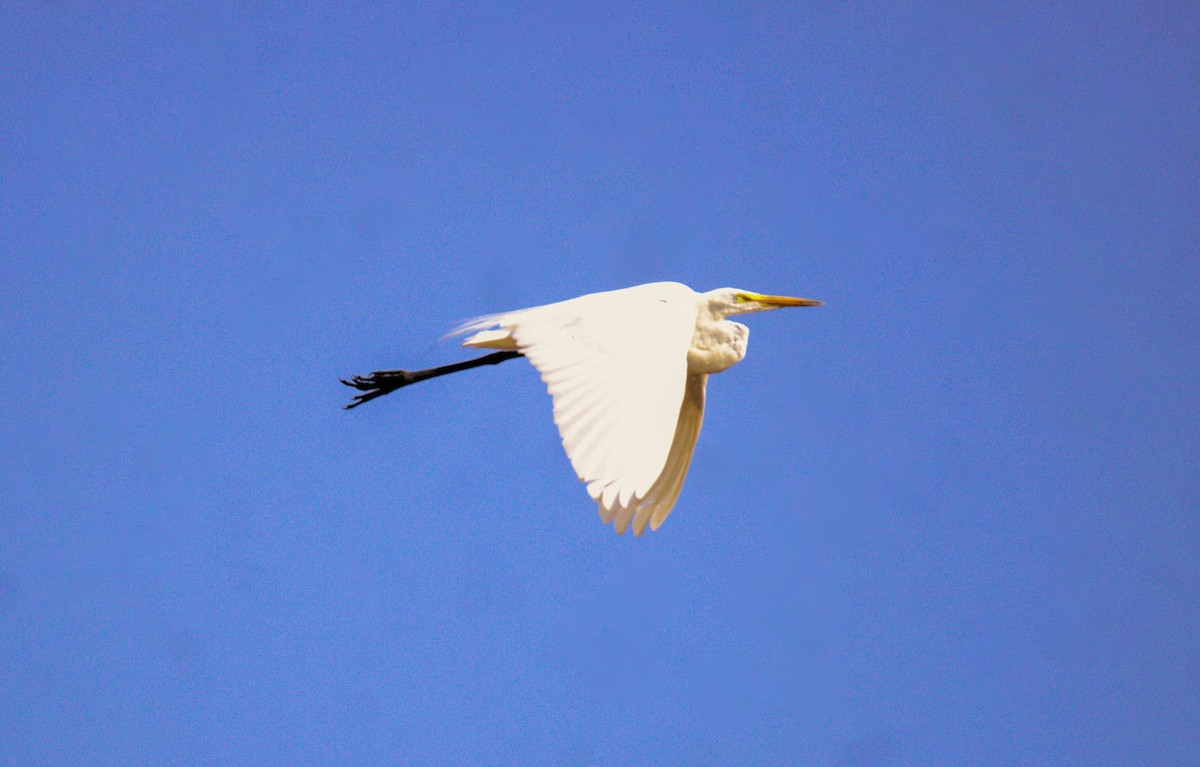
[341,351,522,409]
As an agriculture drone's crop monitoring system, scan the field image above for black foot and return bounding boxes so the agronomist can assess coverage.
[340,370,420,409]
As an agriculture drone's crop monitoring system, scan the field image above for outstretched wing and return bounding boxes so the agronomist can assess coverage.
[625,373,706,536]
[460,283,700,533]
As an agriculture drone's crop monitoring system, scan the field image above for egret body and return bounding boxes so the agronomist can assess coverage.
[343,282,821,536]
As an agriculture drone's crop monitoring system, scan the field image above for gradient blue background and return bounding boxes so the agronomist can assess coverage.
[2,3,1197,765]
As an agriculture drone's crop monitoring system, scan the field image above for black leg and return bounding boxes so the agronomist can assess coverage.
[341,350,522,409]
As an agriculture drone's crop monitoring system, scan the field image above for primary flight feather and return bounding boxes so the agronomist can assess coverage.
[342,281,821,535]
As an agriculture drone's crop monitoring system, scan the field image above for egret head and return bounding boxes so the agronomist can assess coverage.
[706,288,824,317]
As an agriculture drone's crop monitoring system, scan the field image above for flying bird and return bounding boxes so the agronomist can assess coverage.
[342,282,822,536]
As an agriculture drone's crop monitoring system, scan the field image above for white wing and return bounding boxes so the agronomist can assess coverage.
[459,283,701,533]
[630,373,706,535]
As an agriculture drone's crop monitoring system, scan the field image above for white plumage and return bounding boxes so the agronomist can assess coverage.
[344,281,820,535]
[452,282,821,535]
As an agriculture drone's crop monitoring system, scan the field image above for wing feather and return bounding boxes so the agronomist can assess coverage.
[460,283,700,532]
[633,374,707,536]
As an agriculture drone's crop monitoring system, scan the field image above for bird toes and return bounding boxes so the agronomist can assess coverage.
[341,374,382,391]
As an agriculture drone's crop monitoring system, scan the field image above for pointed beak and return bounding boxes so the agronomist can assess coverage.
[756,294,824,308]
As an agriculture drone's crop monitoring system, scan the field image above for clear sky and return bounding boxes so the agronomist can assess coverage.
[2,3,1197,765]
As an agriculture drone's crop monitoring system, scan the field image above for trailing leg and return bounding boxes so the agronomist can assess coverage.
[341,350,522,409]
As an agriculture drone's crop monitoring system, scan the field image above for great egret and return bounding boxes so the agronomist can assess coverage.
[343,281,822,536]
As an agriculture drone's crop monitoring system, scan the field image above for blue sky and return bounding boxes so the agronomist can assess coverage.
[2,3,1197,765]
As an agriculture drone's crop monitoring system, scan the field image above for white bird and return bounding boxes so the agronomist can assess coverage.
[343,282,822,536]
